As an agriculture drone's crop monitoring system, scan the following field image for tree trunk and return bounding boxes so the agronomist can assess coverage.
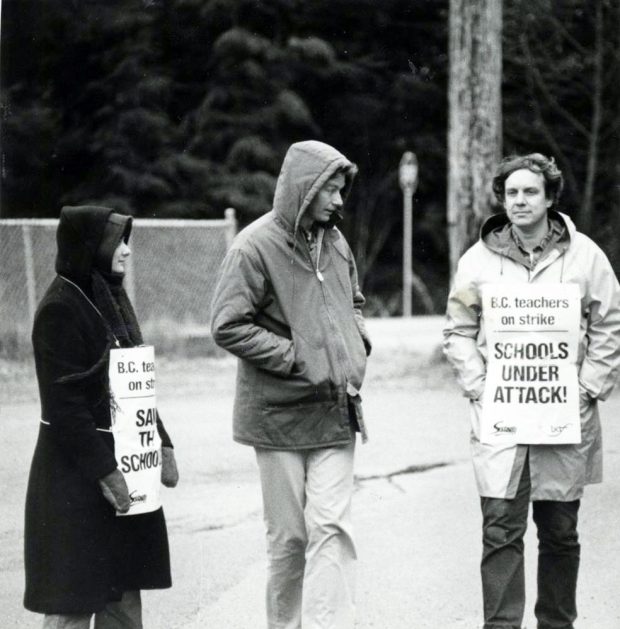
[610,1,620,270]
[580,0,604,235]
[447,0,503,281]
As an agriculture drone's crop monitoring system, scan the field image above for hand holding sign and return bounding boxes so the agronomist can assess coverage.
[99,468,130,513]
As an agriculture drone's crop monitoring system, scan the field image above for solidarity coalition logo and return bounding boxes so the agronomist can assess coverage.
[129,490,148,506]
[492,421,516,435]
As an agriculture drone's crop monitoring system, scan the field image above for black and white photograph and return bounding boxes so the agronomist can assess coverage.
[1,1,619,627]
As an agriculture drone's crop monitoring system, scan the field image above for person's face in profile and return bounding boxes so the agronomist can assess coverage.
[305,173,346,226]
[111,240,131,274]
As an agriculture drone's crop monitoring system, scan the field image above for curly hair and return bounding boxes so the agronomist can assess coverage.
[492,153,564,208]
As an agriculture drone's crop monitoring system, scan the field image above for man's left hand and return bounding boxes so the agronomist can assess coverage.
[579,386,594,414]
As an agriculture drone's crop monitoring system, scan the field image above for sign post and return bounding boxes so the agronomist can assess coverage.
[399,152,418,317]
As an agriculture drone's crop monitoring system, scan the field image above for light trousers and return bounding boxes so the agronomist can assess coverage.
[255,439,356,629]
[42,590,142,629]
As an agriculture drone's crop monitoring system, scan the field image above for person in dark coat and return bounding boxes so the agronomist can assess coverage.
[24,205,179,628]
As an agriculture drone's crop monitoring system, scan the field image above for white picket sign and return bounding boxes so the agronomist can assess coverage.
[109,346,162,515]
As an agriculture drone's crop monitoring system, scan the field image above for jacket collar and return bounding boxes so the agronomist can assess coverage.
[273,210,343,250]
[480,209,573,261]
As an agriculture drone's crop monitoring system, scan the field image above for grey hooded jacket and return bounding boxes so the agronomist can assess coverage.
[211,141,370,449]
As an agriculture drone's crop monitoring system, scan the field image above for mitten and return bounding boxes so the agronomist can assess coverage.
[161,446,179,488]
[99,468,130,513]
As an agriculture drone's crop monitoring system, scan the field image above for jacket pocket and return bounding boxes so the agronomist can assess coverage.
[261,335,334,406]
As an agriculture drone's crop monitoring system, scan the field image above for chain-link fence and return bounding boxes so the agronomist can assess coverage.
[0,211,237,358]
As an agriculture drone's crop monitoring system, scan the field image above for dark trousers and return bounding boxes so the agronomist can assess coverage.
[480,458,580,629]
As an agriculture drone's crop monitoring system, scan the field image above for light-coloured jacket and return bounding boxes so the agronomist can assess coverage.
[444,211,620,499]
[211,141,370,449]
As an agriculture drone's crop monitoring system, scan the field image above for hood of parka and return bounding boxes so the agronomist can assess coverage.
[479,209,575,256]
[272,141,357,234]
[55,205,118,284]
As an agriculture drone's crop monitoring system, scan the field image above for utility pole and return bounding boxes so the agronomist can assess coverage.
[399,151,418,317]
[448,0,502,280]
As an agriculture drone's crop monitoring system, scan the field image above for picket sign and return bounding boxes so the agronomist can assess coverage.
[480,283,581,445]
[108,345,162,516]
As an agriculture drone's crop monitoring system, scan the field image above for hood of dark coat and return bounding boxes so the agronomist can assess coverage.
[55,205,122,283]
[272,141,357,234]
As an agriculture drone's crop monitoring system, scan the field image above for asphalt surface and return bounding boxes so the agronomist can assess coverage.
[3,316,620,628]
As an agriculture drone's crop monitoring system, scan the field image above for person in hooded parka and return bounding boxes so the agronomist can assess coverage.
[444,154,620,629]
[24,205,179,628]
[211,141,372,629]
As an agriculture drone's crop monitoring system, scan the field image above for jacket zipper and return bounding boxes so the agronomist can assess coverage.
[305,230,366,439]
[314,228,324,282]
[528,249,562,282]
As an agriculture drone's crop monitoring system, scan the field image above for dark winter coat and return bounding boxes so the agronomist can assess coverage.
[211,141,371,449]
[24,206,172,615]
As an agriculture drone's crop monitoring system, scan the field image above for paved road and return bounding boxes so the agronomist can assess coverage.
[3,317,620,628]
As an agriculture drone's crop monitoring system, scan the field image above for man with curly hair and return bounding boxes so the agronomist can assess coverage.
[444,153,620,629]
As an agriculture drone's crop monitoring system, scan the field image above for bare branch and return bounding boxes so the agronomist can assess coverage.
[603,48,620,86]
[521,36,581,203]
[352,171,399,282]
[409,269,435,314]
[601,115,620,140]
[542,11,590,57]
[526,36,593,98]
[365,211,397,275]
[521,34,590,139]
[580,0,605,232]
